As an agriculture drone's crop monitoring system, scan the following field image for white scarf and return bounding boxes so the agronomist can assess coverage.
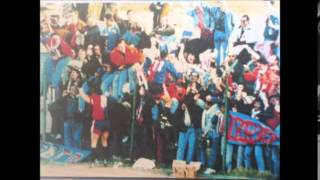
[184,108,191,127]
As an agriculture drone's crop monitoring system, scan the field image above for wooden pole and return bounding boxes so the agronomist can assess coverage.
[222,73,229,172]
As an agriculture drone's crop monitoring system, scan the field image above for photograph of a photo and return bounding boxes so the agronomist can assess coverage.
[40,0,280,179]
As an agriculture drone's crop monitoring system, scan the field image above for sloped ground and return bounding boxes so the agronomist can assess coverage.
[41,162,169,178]
[40,160,273,179]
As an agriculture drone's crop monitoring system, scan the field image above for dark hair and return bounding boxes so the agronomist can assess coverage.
[101,52,111,64]
[242,14,250,21]
[91,85,102,95]
[88,77,102,95]
[259,55,268,64]
[40,7,49,12]
[128,22,137,31]
[269,0,275,5]
[115,38,125,47]
[127,9,132,15]
[136,31,151,50]
[104,13,114,21]
[160,45,168,59]
[160,50,168,59]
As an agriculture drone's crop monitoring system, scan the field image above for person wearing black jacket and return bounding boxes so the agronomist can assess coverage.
[175,78,203,163]
[82,45,102,78]
[149,2,164,29]
[133,86,155,159]
[243,100,267,173]
[105,94,132,159]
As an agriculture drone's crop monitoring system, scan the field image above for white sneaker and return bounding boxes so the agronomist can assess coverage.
[55,134,62,139]
[122,136,128,143]
[90,159,100,168]
[204,168,216,175]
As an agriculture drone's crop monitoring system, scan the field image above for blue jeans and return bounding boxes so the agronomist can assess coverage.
[151,104,160,122]
[196,129,206,166]
[64,119,83,149]
[101,72,115,95]
[207,136,220,169]
[271,145,280,177]
[128,65,137,94]
[112,69,128,102]
[51,57,71,88]
[45,57,55,87]
[176,127,196,163]
[244,145,266,172]
[265,145,279,176]
[214,30,228,67]
[226,144,244,171]
[78,78,93,112]
[40,53,51,95]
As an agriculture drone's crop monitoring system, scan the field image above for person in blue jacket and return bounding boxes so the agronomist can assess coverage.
[211,0,234,67]
[99,13,120,53]
[148,45,182,97]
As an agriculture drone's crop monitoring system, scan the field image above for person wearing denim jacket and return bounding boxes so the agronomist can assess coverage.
[195,96,222,174]
[210,1,234,67]
[187,2,213,47]
[122,22,141,47]
[62,86,83,149]
[99,13,120,53]
[148,45,182,98]
[187,3,212,31]
[263,1,280,63]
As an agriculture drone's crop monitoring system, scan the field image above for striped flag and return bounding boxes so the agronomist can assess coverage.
[227,111,279,145]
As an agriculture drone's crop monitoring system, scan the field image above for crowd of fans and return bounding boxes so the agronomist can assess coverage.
[40,0,280,177]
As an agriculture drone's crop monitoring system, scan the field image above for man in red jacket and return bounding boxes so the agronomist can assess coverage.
[47,34,75,60]
[108,39,144,101]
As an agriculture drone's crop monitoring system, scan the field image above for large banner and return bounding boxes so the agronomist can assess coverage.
[227,111,279,145]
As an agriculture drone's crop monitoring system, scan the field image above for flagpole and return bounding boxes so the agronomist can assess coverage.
[222,72,229,172]
[129,78,137,162]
